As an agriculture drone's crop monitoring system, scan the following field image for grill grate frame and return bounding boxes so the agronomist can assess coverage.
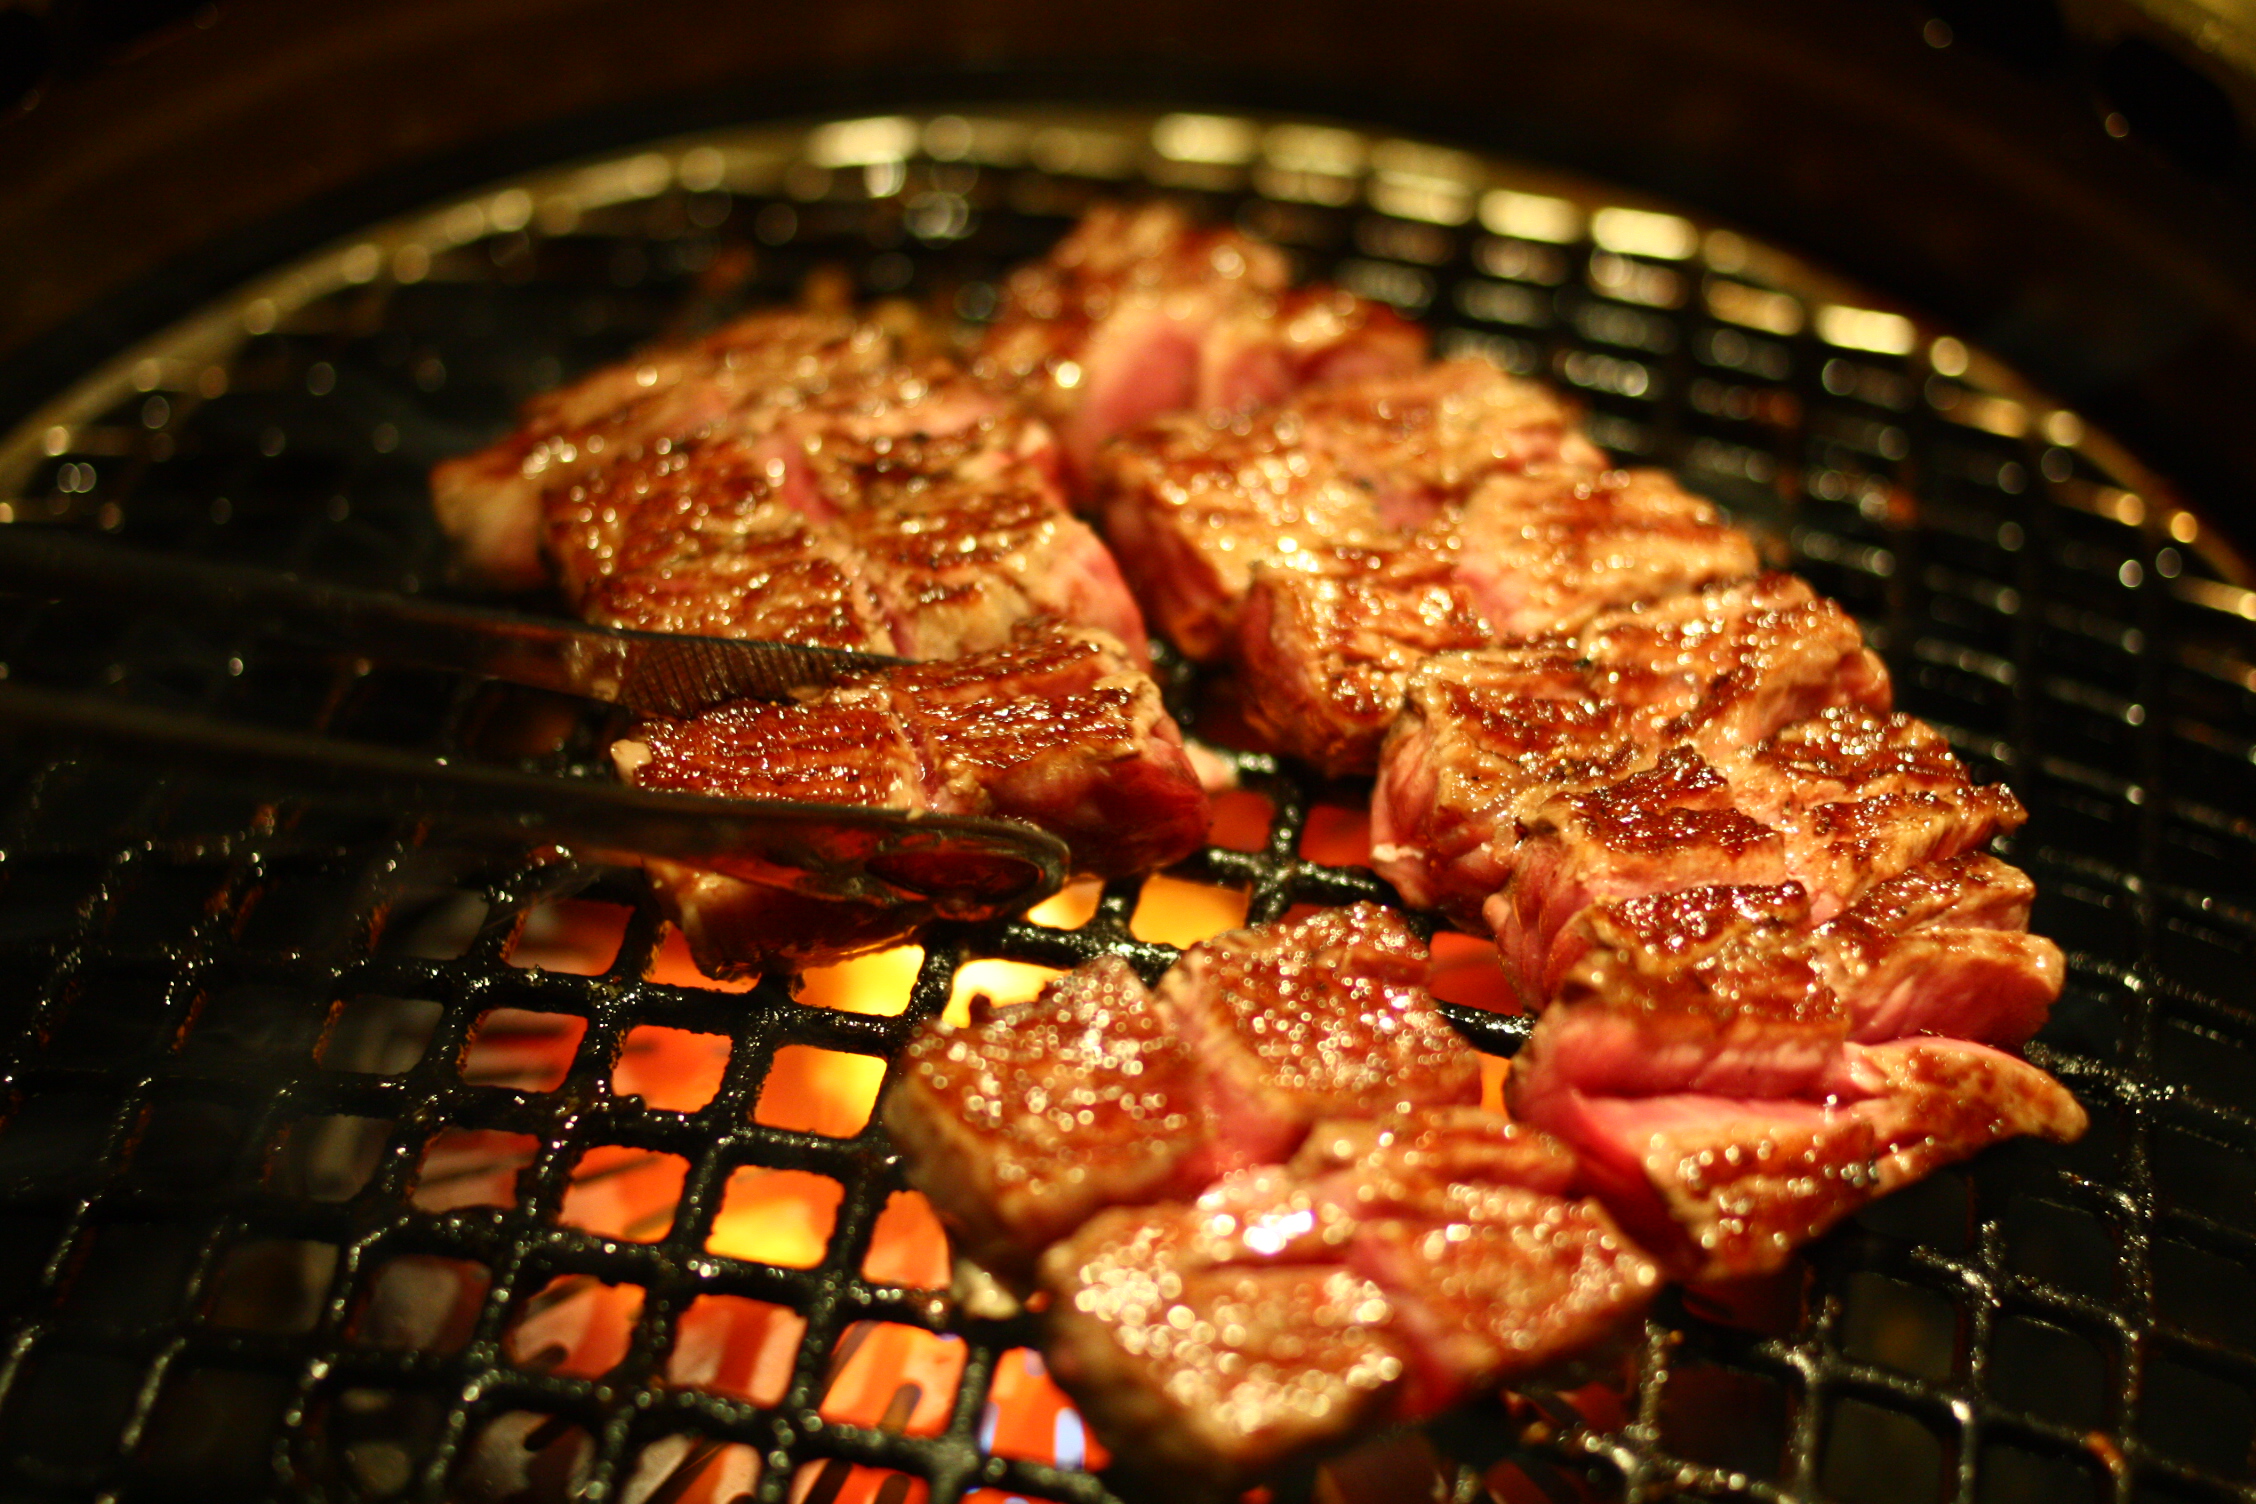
[0,108,2251,1504]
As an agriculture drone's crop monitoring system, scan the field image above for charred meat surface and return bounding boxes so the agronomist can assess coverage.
[1238,468,1760,774]
[1366,572,2071,1276]
[615,624,1209,970]
[1096,357,1601,659]
[1038,1109,1656,1494]
[884,903,1479,1283]
[433,308,1153,661]
[976,201,1426,486]
[1371,575,1883,927]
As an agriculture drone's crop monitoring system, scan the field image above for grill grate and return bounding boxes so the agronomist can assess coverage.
[1,108,2253,1504]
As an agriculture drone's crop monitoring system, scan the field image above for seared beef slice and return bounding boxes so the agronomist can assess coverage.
[617,625,1208,970]
[434,308,1148,660]
[885,904,1479,1286]
[1039,1110,1656,1492]
[976,201,1425,486]
[1097,357,1602,660]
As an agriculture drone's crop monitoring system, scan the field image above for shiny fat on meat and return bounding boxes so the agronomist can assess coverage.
[1037,1109,1657,1496]
[613,624,1209,972]
[432,308,1151,659]
[1366,577,2075,1280]
[1370,575,1886,930]
[882,904,1480,1285]
[1529,1037,2085,1281]
[1094,356,1604,660]
[975,201,1427,487]
[1237,468,1761,775]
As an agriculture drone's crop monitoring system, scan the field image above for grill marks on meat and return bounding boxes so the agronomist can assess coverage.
[434,309,1149,661]
[884,904,1480,1283]
[976,202,1426,485]
[1155,904,1478,1164]
[889,909,1653,1488]
[1236,466,1761,776]
[1038,1110,1656,1493]
[1097,357,1753,774]
[615,625,1209,970]
[1513,855,2064,1109]
[433,311,894,590]
[1366,584,2075,1278]
[882,958,1210,1283]
[1097,357,1603,660]
[1371,576,1884,926]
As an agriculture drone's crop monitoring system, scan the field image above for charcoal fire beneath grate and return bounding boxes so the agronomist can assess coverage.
[0,107,2250,1504]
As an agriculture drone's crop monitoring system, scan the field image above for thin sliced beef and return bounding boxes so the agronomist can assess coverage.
[1097,357,1602,659]
[976,202,1426,485]
[1039,1108,1656,1494]
[1526,1037,2086,1281]
[884,903,1480,1283]
[615,625,1208,971]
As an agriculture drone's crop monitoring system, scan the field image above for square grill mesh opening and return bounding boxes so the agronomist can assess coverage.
[0,108,2251,1504]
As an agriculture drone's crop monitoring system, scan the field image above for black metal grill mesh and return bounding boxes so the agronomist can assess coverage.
[0,109,2252,1504]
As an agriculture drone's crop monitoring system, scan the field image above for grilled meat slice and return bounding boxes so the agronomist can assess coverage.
[432,310,897,589]
[976,202,1426,485]
[1286,1111,1659,1413]
[432,307,1154,659]
[1508,854,2065,1108]
[1490,733,2026,1009]
[1526,1037,2086,1282]
[1155,903,1482,1166]
[615,625,1208,970]
[1041,1185,1411,1497]
[883,958,1217,1284]
[1448,469,1763,639]
[886,903,1480,1284]
[1237,552,1494,780]
[1371,575,1885,926]
[1097,357,1602,659]
[1039,1109,1655,1494]
[1236,468,1760,776]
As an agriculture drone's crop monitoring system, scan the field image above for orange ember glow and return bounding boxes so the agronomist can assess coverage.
[458,863,1511,1500]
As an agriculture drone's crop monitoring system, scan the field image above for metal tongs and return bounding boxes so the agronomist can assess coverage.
[0,528,1069,924]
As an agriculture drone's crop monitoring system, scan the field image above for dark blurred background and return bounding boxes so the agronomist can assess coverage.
[2,0,2254,548]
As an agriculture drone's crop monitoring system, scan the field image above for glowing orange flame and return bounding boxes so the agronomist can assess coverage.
[458,850,1518,1500]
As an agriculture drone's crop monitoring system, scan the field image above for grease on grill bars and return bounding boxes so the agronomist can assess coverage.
[0,109,2252,1504]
